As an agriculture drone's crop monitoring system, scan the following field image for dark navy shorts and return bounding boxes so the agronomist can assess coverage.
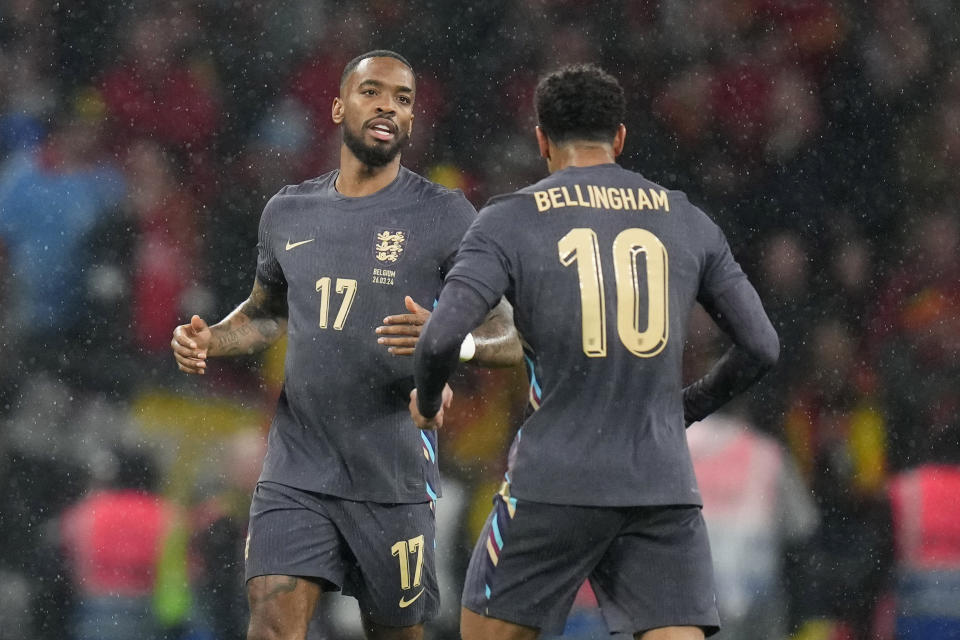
[245,481,439,627]
[461,492,720,636]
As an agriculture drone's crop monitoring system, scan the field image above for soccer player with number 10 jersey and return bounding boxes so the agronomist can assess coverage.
[411,64,780,640]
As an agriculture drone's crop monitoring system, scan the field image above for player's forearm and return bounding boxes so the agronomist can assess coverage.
[469,299,523,368]
[685,280,779,424]
[208,303,287,357]
[414,326,463,419]
[415,281,493,417]
[682,345,776,425]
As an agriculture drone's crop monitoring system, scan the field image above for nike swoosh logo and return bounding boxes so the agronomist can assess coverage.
[398,588,425,608]
[285,239,315,250]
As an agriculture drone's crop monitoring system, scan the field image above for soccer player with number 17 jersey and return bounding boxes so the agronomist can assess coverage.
[411,65,780,640]
[172,50,520,640]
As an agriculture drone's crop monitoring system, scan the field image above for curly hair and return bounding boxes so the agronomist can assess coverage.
[535,64,625,144]
[340,50,414,88]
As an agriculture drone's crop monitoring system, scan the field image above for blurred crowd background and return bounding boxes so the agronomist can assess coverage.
[2,0,959,639]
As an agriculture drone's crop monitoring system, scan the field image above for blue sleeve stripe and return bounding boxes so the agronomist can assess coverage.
[420,431,437,463]
[491,512,504,548]
[524,355,542,410]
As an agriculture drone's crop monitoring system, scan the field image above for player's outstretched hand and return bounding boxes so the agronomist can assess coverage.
[376,295,430,356]
[171,315,212,375]
[408,385,453,430]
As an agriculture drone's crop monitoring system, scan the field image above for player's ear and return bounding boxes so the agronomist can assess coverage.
[332,97,345,125]
[612,124,626,157]
[536,126,550,160]
[407,112,414,138]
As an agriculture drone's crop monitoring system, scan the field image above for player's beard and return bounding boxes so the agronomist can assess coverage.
[342,121,409,168]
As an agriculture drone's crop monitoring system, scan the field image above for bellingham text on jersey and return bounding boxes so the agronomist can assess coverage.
[532,185,670,213]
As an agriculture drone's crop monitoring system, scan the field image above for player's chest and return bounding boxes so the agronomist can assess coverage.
[273,211,442,293]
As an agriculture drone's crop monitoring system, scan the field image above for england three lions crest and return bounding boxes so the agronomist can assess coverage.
[375,229,407,263]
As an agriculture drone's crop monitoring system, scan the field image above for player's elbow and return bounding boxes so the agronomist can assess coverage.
[751,324,780,370]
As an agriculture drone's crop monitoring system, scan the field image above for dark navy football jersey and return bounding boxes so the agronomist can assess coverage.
[446,163,750,507]
[255,167,475,503]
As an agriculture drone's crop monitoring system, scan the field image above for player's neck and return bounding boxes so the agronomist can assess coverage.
[335,149,402,197]
[547,144,617,173]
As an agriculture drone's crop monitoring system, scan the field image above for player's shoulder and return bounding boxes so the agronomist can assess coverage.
[400,167,474,207]
[479,176,554,216]
[259,171,336,218]
[481,190,529,212]
[263,171,335,204]
[618,168,701,214]
[629,172,721,228]
[398,168,478,227]
[273,170,337,199]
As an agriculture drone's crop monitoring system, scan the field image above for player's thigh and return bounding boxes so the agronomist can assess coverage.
[461,494,621,635]
[246,574,322,640]
[332,499,439,629]
[461,605,539,640]
[244,482,350,588]
[591,505,719,638]
[360,609,425,640]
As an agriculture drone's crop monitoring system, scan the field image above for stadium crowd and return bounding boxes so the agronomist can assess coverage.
[1,1,958,639]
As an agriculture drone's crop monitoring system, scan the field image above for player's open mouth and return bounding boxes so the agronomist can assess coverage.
[368,119,397,141]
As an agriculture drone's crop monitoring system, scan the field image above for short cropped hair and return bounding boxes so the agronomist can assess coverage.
[535,64,625,144]
[340,50,414,88]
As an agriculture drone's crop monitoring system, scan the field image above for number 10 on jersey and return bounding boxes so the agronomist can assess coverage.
[558,227,669,358]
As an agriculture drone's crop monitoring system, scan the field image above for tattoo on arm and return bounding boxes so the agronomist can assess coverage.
[209,278,288,356]
[214,322,257,352]
[248,575,301,607]
[241,278,288,320]
[264,576,299,601]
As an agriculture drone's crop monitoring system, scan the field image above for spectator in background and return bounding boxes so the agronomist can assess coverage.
[99,6,218,148]
[783,317,892,637]
[895,57,960,200]
[860,0,931,101]
[0,87,125,356]
[196,0,324,156]
[885,424,960,639]
[123,140,207,356]
[58,445,179,640]
[0,50,52,155]
[0,376,91,640]
[191,428,267,640]
[750,230,814,432]
[98,6,220,201]
[0,0,56,155]
[688,408,818,640]
[818,223,875,329]
[869,210,960,471]
[206,96,314,306]
[784,317,886,491]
